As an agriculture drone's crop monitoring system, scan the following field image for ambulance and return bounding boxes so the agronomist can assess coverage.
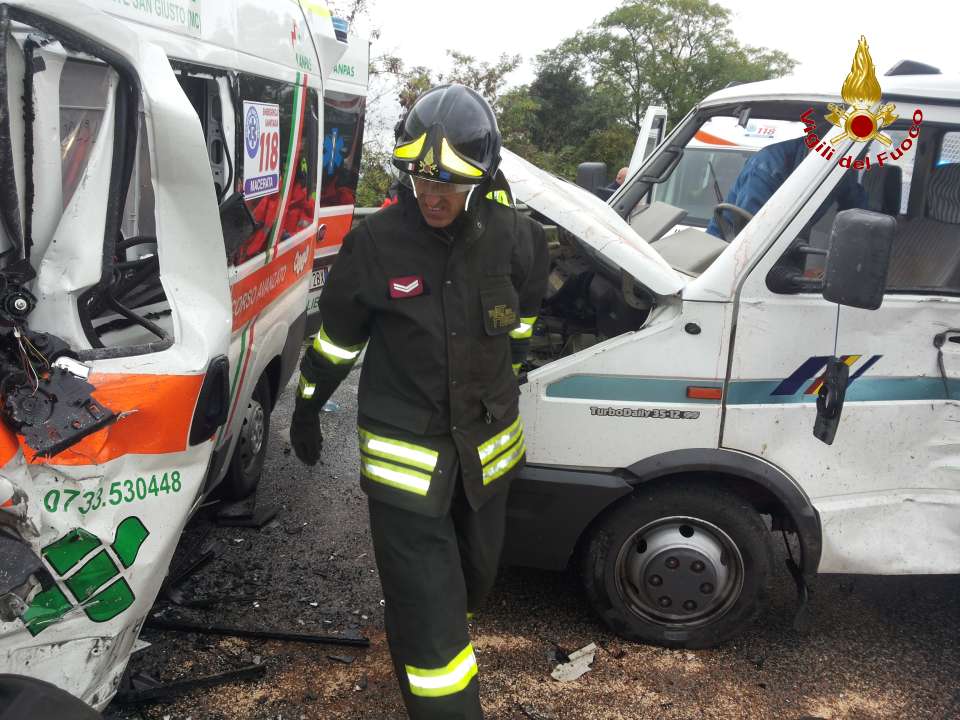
[305,30,368,334]
[502,61,960,648]
[0,0,345,708]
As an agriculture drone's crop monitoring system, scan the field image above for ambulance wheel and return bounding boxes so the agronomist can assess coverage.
[221,377,271,500]
[580,482,773,648]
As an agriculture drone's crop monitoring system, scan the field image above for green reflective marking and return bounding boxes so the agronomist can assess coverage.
[112,517,149,569]
[84,578,135,623]
[42,528,101,575]
[23,586,72,636]
[65,550,119,603]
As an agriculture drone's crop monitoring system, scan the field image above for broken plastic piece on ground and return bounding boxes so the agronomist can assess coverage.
[321,400,339,412]
[215,497,279,528]
[328,654,354,664]
[145,616,371,647]
[521,704,557,720]
[550,642,597,682]
[115,664,266,705]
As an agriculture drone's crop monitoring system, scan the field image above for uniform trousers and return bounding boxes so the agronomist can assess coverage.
[368,477,509,720]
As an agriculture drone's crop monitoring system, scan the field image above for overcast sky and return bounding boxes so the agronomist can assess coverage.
[348,0,959,147]
[353,0,959,86]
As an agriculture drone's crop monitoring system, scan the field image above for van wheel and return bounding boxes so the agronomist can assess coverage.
[220,377,271,500]
[580,483,773,648]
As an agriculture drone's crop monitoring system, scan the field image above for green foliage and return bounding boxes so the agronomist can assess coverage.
[581,0,796,129]
[355,146,393,208]
[353,0,797,201]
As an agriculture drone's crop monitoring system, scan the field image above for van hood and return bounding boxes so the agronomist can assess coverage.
[499,148,686,297]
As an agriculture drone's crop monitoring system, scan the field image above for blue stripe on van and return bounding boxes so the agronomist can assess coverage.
[727,377,958,404]
[545,376,722,403]
[545,375,957,404]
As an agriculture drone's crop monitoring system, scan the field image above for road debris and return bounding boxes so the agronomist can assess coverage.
[216,496,280,529]
[550,643,596,682]
[115,664,266,705]
[327,654,354,664]
[145,616,370,647]
[521,704,557,720]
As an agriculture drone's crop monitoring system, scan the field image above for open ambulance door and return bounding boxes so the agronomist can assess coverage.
[626,106,668,180]
[0,2,230,708]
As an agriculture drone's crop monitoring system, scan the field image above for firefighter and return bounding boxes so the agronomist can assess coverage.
[290,84,549,719]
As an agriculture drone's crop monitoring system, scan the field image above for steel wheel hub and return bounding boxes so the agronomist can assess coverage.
[238,398,265,472]
[615,516,744,627]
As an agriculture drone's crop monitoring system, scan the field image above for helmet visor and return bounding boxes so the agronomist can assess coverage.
[393,132,486,184]
[411,176,473,196]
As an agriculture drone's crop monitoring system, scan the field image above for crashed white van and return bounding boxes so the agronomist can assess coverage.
[502,64,960,648]
[0,0,344,709]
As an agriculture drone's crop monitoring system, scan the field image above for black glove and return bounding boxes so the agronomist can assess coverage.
[291,397,323,466]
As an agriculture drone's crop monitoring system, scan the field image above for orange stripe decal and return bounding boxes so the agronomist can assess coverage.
[315,211,353,253]
[0,425,18,468]
[231,236,314,331]
[25,373,205,466]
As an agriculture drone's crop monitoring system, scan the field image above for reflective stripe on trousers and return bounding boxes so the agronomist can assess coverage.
[405,643,478,698]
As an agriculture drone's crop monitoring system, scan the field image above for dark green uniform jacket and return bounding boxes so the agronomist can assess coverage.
[298,194,550,517]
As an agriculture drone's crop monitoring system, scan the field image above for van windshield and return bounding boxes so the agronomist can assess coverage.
[649,116,806,230]
[651,147,753,226]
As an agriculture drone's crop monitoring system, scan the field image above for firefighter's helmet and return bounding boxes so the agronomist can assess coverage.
[392,84,501,186]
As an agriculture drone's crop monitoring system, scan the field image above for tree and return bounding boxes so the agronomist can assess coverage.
[580,0,796,130]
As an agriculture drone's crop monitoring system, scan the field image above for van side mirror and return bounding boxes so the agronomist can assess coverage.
[810,209,895,446]
[576,162,608,197]
[822,209,895,310]
[219,191,259,257]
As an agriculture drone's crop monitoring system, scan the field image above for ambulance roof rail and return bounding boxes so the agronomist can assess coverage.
[885,60,941,76]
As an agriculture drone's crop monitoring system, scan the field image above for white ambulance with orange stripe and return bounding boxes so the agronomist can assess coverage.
[0,0,347,708]
[306,32,369,334]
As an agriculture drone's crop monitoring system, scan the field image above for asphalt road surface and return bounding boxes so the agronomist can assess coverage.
[107,368,960,720]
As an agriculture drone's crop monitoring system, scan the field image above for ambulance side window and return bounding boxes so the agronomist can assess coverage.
[225,75,319,267]
[318,91,366,209]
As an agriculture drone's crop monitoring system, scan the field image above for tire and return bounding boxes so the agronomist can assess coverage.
[580,482,773,649]
[219,376,271,501]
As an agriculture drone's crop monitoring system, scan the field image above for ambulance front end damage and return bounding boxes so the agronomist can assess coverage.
[0,1,231,709]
